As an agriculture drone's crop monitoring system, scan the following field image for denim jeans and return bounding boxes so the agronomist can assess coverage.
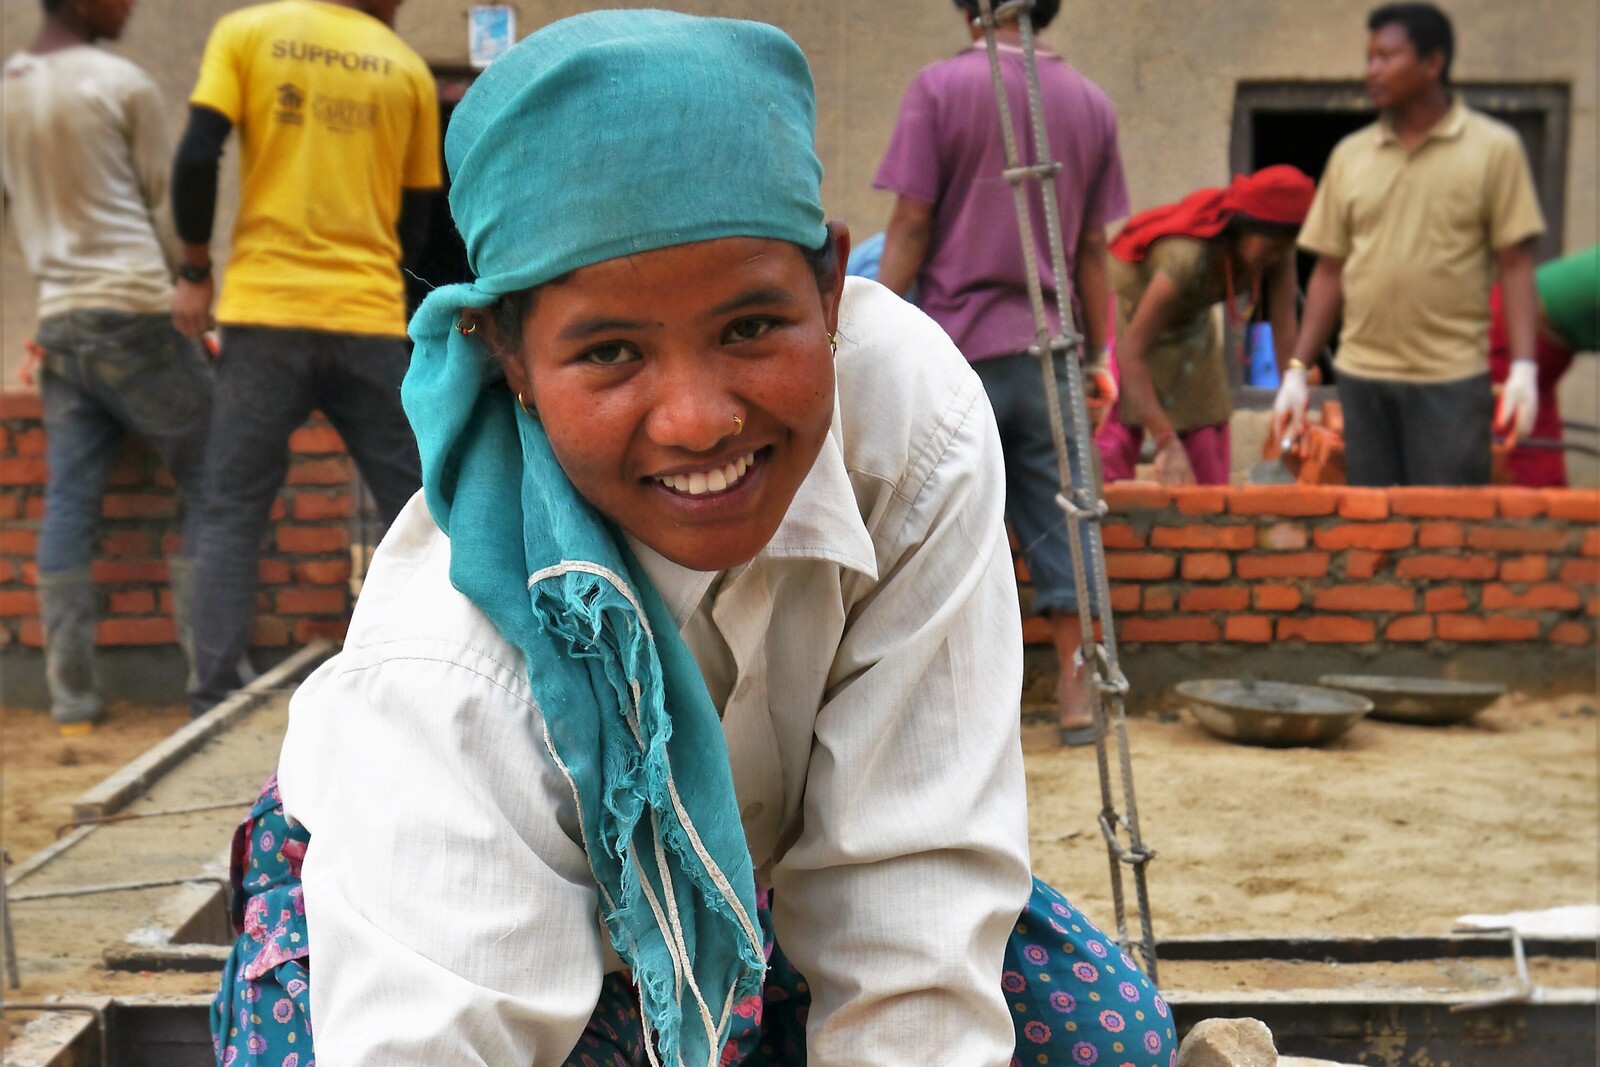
[35,309,212,721]
[188,326,422,715]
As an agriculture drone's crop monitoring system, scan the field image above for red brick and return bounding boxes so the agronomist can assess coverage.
[0,458,48,485]
[295,559,353,585]
[291,491,356,521]
[0,493,19,521]
[108,589,156,615]
[100,530,153,558]
[0,589,38,616]
[276,525,350,554]
[1437,614,1541,642]
[1481,583,1581,611]
[1588,595,1600,618]
[1417,521,1465,549]
[1252,584,1302,611]
[1582,528,1600,558]
[1109,584,1141,613]
[159,589,173,615]
[1466,526,1573,553]
[1224,615,1273,642]
[0,425,9,453]
[1549,621,1593,647]
[0,559,14,582]
[1277,616,1376,643]
[1021,616,1052,645]
[100,492,179,519]
[1152,524,1254,550]
[267,497,287,522]
[289,425,346,454]
[96,617,177,645]
[1142,586,1175,613]
[1388,487,1497,520]
[258,559,292,584]
[0,528,39,554]
[104,458,147,487]
[1313,584,1417,613]
[1101,523,1145,550]
[150,466,176,489]
[19,618,44,646]
[1007,525,1020,551]
[275,587,348,616]
[1386,615,1435,642]
[1558,558,1600,585]
[1227,485,1341,517]
[1499,555,1550,582]
[0,393,42,419]
[91,559,167,583]
[1121,616,1220,643]
[1172,486,1227,515]
[1344,550,1389,579]
[1258,522,1309,551]
[250,615,292,647]
[1313,522,1415,551]
[1104,552,1176,581]
[1496,488,1548,519]
[1545,489,1600,523]
[1014,556,1030,583]
[1181,552,1232,581]
[1333,488,1388,520]
[286,458,352,485]
[1236,552,1330,579]
[1180,586,1250,612]
[294,618,351,644]
[1103,483,1173,512]
[1394,554,1498,581]
[12,428,46,456]
[23,496,44,519]
[1424,586,1472,612]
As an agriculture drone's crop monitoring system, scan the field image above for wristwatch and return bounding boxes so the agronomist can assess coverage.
[176,261,212,283]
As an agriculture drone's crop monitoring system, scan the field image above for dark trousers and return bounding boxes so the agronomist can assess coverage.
[1337,370,1493,487]
[188,326,421,715]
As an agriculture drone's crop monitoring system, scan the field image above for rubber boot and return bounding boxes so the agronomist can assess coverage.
[37,568,104,725]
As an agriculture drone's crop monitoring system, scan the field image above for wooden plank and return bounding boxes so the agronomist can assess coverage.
[1155,933,1598,963]
[70,642,332,822]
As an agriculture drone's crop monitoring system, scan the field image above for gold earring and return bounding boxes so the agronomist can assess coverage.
[829,333,838,356]
[517,392,534,416]
[732,414,744,436]
[456,318,477,336]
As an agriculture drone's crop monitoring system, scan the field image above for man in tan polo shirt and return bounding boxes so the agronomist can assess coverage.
[1272,2,1544,486]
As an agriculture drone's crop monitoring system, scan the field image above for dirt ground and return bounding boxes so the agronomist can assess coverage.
[1024,691,1599,942]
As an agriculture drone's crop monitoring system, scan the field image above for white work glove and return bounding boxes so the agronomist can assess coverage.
[1270,364,1309,441]
[1495,359,1539,439]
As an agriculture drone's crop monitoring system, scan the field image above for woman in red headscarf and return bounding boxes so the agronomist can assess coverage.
[1096,165,1316,485]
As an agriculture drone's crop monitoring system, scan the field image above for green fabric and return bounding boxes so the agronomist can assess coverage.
[400,10,831,1065]
[1536,243,1598,352]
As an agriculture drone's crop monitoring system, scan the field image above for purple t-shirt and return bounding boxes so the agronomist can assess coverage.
[875,43,1129,362]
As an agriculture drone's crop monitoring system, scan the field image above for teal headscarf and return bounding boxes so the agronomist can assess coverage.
[401,11,826,1066]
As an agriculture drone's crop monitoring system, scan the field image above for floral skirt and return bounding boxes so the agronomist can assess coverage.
[213,775,1175,1067]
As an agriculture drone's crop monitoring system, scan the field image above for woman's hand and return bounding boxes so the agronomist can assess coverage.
[1153,433,1196,486]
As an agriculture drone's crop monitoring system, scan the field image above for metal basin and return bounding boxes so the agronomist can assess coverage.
[1176,679,1373,747]
[1317,674,1506,725]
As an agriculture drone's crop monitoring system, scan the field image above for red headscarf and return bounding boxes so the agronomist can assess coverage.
[1109,164,1316,263]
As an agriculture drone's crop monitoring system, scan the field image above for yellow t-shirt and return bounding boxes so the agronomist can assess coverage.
[1298,99,1545,383]
[191,0,441,336]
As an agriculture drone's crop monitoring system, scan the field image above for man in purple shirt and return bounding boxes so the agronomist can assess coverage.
[876,0,1128,746]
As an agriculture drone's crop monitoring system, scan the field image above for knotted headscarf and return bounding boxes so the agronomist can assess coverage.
[1109,164,1315,263]
[400,11,827,1065]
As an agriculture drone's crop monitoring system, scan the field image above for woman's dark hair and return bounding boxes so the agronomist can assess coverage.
[1226,214,1301,240]
[951,0,1061,31]
[489,236,841,356]
[1367,2,1454,86]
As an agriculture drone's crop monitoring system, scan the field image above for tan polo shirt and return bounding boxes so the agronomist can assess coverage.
[1299,98,1545,383]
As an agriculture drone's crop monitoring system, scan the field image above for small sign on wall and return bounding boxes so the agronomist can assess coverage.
[468,5,516,69]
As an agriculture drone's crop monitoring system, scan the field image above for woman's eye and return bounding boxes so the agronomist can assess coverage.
[579,343,639,366]
[723,317,777,343]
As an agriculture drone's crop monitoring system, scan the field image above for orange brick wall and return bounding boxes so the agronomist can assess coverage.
[1016,483,1599,651]
[0,393,355,654]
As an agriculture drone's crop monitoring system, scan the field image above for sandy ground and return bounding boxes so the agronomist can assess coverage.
[1024,691,1599,942]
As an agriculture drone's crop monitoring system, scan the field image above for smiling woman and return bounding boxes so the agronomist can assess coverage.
[210,11,1174,1067]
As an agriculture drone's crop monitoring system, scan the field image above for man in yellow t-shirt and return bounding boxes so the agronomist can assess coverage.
[1272,3,1544,486]
[170,0,441,715]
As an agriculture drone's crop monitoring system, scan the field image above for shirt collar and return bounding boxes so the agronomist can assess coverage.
[625,388,879,629]
[965,40,1057,59]
[1377,94,1466,145]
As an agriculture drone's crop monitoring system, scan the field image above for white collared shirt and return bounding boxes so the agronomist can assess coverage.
[278,279,1032,1066]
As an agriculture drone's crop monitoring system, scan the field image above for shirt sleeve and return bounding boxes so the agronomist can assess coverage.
[1084,101,1131,230]
[873,71,943,206]
[402,64,444,190]
[124,69,178,270]
[278,642,608,1065]
[1484,128,1545,250]
[1297,140,1350,259]
[188,14,246,123]
[769,373,1033,1067]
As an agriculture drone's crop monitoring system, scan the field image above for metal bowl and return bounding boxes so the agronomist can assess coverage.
[1316,674,1506,725]
[1176,679,1374,747]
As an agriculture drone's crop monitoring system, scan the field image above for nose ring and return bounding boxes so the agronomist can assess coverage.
[731,414,744,436]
